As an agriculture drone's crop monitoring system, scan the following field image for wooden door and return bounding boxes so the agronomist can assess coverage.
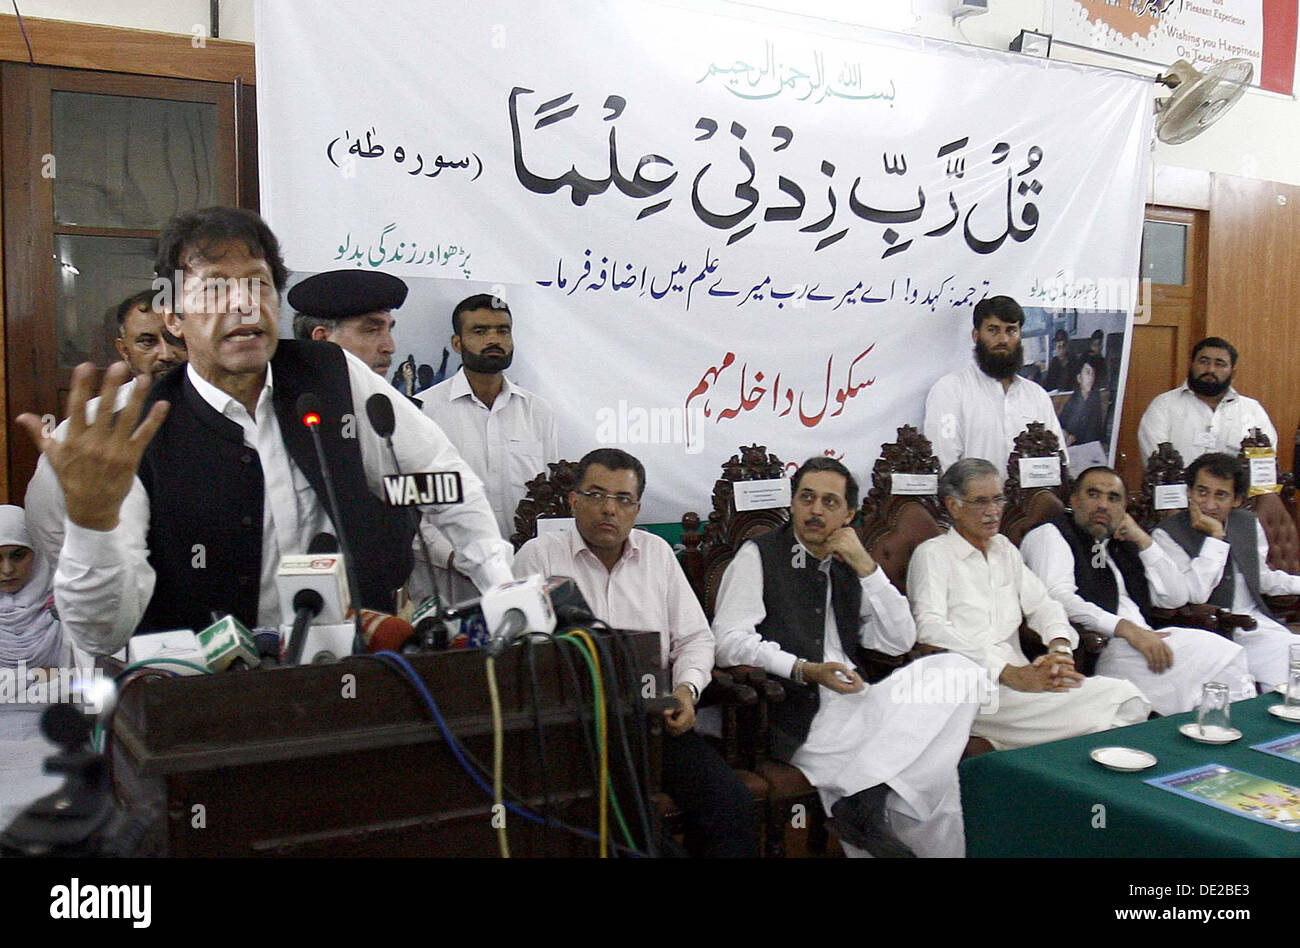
[1116,205,1207,489]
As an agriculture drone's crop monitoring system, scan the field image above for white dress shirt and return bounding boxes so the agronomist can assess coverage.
[1137,383,1277,464]
[924,362,1066,474]
[1152,519,1300,610]
[421,370,558,539]
[513,526,713,698]
[53,351,514,654]
[416,370,557,601]
[1019,525,1188,636]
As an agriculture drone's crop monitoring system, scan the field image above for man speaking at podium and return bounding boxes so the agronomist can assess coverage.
[17,207,512,654]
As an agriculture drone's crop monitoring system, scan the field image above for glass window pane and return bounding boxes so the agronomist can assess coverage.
[53,235,159,368]
[1140,221,1187,286]
[52,91,218,229]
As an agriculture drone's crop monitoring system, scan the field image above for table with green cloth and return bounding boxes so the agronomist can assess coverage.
[960,693,1300,857]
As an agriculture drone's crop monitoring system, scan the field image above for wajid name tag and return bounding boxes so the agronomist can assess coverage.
[382,471,464,505]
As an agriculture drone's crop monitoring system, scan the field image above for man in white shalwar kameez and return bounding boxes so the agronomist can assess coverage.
[908,459,1150,750]
[713,457,981,858]
[1021,466,1252,715]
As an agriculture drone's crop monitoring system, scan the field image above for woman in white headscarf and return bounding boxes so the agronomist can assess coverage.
[0,504,70,824]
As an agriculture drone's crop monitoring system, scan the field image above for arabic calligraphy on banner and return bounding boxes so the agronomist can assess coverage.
[257,0,1152,522]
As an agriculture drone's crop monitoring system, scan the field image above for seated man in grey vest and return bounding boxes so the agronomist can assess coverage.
[909,458,1150,751]
[16,206,512,654]
[1152,452,1300,691]
[1022,466,1252,714]
[712,457,982,858]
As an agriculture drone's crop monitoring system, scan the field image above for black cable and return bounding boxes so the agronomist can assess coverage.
[10,1,34,64]
[357,652,643,857]
[591,628,656,857]
[552,637,605,808]
[607,625,656,829]
[522,634,553,819]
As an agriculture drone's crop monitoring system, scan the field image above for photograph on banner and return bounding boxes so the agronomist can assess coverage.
[1016,306,1128,467]
[258,0,1152,522]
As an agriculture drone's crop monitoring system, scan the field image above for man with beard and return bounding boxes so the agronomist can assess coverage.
[289,270,404,378]
[415,294,558,603]
[1021,466,1251,714]
[1138,337,1276,463]
[924,295,1066,472]
[25,290,188,567]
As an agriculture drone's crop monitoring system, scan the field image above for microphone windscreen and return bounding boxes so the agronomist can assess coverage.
[296,392,324,426]
[307,532,339,554]
[357,609,415,652]
[366,392,396,439]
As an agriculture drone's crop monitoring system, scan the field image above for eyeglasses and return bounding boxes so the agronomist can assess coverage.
[794,490,844,511]
[574,488,640,509]
[956,494,1007,511]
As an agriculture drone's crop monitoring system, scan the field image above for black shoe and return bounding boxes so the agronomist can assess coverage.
[829,785,917,858]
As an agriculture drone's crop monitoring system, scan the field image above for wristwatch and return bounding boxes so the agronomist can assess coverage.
[1049,642,1073,656]
[681,681,700,704]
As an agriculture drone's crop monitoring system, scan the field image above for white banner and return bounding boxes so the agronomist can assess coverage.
[257,0,1152,522]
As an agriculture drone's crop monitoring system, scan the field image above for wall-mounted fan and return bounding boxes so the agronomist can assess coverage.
[1154,58,1253,144]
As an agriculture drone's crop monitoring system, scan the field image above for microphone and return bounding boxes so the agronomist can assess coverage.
[277,531,351,665]
[482,574,558,658]
[298,394,365,655]
[357,608,416,652]
[366,392,450,650]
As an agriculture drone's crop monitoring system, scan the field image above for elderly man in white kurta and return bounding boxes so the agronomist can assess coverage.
[1021,466,1252,715]
[713,457,981,858]
[924,295,1066,474]
[908,459,1150,750]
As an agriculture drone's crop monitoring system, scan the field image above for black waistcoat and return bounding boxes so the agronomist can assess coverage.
[1156,508,1269,616]
[135,340,415,633]
[753,522,863,762]
[1046,513,1154,625]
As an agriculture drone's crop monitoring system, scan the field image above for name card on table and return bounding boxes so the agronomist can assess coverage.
[891,473,939,496]
[734,477,791,511]
[1153,484,1188,510]
[1018,456,1062,488]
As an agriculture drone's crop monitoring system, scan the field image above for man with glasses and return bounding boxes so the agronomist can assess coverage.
[1138,337,1276,463]
[514,448,757,857]
[908,458,1149,749]
[1152,452,1300,692]
[712,457,981,857]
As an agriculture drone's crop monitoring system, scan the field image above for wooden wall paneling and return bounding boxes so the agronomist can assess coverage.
[1206,174,1300,473]
[0,15,254,84]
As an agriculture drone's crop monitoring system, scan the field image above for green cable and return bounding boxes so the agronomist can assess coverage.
[556,634,636,851]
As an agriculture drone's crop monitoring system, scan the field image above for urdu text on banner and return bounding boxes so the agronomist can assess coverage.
[256,0,1153,523]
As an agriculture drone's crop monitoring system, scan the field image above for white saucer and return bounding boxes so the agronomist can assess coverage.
[1179,722,1242,744]
[1267,703,1300,722]
[1090,746,1157,772]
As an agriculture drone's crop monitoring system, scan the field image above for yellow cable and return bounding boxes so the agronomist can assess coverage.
[486,655,509,858]
[568,629,608,858]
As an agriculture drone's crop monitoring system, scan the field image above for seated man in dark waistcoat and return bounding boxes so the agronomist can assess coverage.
[17,207,512,655]
[712,457,982,858]
[1022,465,1251,714]
[1152,452,1300,691]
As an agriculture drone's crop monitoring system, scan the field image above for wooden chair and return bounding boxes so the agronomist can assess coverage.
[510,460,580,550]
[1236,432,1300,627]
[1133,442,1187,533]
[679,445,829,858]
[1000,422,1069,546]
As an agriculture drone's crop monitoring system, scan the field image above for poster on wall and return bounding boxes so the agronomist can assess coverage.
[1053,0,1298,95]
[257,0,1152,523]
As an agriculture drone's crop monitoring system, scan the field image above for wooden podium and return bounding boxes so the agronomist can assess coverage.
[109,631,662,857]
